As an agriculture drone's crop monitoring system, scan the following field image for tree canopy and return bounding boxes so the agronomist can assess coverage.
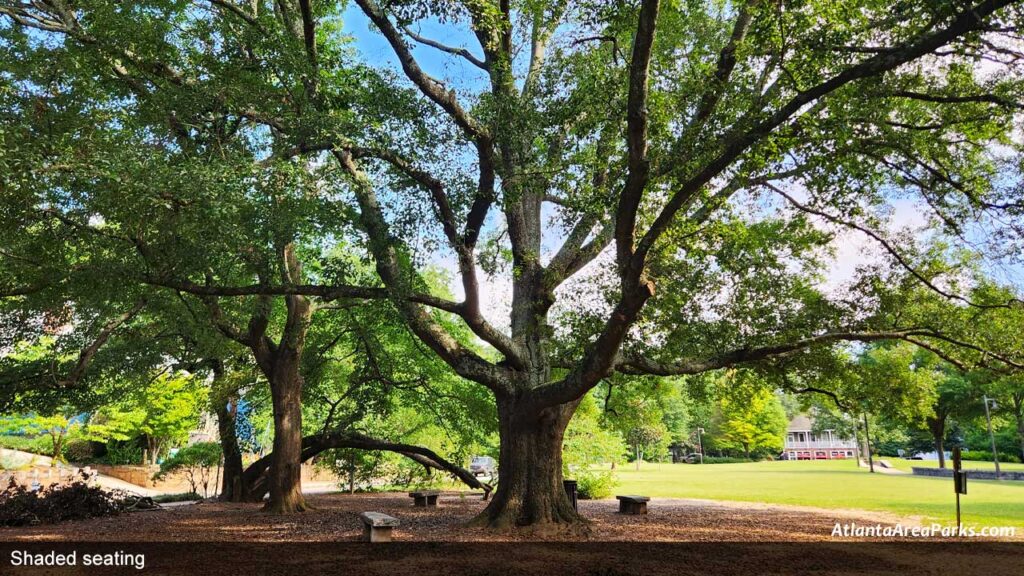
[3,0,1024,528]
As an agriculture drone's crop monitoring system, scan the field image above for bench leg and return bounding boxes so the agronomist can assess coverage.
[426,495,438,507]
[413,496,426,507]
[363,525,393,543]
[620,502,647,515]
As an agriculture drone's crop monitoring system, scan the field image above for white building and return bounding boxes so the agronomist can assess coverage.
[782,415,858,460]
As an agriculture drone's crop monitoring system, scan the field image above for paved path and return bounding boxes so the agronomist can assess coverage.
[0,448,163,496]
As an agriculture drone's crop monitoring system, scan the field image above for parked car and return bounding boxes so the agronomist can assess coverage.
[469,456,497,477]
[682,453,703,464]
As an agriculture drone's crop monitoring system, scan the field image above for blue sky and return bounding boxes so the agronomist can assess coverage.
[342,5,488,93]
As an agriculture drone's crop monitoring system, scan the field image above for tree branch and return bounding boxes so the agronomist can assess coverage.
[762,182,1020,309]
[636,0,1017,266]
[613,329,952,376]
[402,26,487,70]
[615,0,660,273]
[334,149,513,393]
[354,0,489,141]
[55,299,148,387]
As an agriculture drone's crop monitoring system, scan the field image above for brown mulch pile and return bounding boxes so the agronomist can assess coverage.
[0,492,949,543]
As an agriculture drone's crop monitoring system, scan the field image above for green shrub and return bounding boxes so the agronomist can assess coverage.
[62,439,97,463]
[575,471,616,500]
[960,450,1022,464]
[700,456,753,464]
[0,435,52,456]
[102,441,143,465]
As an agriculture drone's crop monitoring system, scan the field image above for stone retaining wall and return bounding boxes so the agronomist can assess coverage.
[911,466,1024,481]
[92,464,159,487]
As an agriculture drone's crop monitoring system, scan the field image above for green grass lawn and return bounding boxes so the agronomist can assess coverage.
[612,460,1024,528]
[882,457,1024,473]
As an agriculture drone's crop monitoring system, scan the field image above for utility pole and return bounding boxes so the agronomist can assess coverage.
[862,413,875,473]
[697,428,705,464]
[983,395,1001,479]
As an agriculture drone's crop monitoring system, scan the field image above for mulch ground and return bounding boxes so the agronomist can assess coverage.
[0,492,1000,542]
[2,494,1022,575]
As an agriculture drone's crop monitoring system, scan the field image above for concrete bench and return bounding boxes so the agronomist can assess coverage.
[616,495,650,515]
[360,512,400,542]
[408,490,441,507]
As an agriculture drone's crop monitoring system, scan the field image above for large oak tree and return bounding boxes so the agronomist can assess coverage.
[4,0,1024,528]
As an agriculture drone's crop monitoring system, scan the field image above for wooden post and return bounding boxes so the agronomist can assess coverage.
[952,445,969,535]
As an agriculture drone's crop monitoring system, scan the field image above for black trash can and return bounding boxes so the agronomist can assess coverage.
[563,479,578,512]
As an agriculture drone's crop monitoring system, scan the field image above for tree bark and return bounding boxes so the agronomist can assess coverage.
[927,415,947,469]
[215,395,247,502]
[264,368,308,513]
[50,432,64,466]
[1011,394,1024,462]
[470,397,580,531]
[238,243,314,513]
[1015,410,1024,463]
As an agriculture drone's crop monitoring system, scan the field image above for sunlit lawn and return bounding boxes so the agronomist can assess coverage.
[882,457,1024,472]
[611,460,1024,528]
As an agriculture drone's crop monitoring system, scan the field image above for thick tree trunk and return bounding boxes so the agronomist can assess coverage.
[927,416,946,469]
[264,370,307,513]
[1015,412,1024,463]
[470,398,581,531]
[215,396,247,502]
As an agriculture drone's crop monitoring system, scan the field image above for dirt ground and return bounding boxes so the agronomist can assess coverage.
[2,494,1022,575]
[0,492,1013,543]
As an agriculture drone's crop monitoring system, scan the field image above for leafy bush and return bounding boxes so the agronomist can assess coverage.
[575,471,616,500]
[960,450,1022,464]
[0,475,135,526]
[152,492,201,503]
[101,441,143,465]
[0,435,52,456]
[154,442,221,497]
[62,439,98,463]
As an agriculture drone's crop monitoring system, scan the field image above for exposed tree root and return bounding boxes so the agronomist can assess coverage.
[241,430,491,502]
